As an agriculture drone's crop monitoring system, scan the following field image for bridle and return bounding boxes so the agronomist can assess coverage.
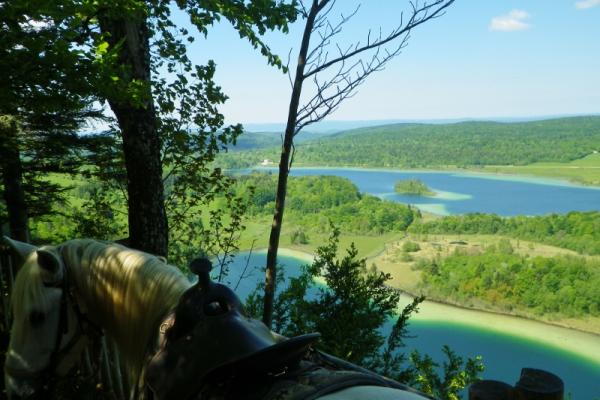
[4,260,103,394]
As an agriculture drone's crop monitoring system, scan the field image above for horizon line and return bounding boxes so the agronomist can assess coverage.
[237,112,600,126]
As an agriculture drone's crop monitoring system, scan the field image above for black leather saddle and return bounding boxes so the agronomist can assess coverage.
[146,258,320,400]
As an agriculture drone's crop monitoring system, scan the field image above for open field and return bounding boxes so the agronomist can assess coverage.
[370,233,600,334]
[470,153,600,186]
[238,217,406,260]
[288,153,600,187]
[368,233,590,294]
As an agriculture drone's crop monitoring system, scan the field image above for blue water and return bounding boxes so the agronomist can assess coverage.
[252,167,600,216]
[216,251,600,400]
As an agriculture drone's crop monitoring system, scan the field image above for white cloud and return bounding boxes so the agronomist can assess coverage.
[575,0,600,9]
[489,9,531,32]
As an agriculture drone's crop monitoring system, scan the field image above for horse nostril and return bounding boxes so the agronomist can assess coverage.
[204,300,228,316]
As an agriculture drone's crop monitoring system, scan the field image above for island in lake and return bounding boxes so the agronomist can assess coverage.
[394,179,436,196]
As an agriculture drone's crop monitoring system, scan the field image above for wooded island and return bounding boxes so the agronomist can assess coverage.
[394,179,435,196]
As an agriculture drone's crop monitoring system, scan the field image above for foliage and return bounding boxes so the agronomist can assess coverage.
[0,3,103,230]
[395,179,435,196]
[72,186,126,240]
[247,226,416,366]
[235,172,417,235]
[219,117,600,169]
[297,227,403,365]
[123,0,296,258]
[2,0,298,255]
[410,211,600,255]
[245,226,483,395]
[290,229,309,244]
[409,346,484,400]
[169,184,252,279]
[402,241,421,253]
[377,294,424,381]
[413,247,600,318]
[29,213,78,244]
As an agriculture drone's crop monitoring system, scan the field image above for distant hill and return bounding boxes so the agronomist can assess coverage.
[231,130,336,151]
[230,132,280,151]
[240,115,584,134]
[221,116,600,168]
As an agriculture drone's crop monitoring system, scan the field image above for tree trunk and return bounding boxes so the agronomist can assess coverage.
[0,117,30,242]
[99,14,168,257]
[263,134,293,327]
[262,1,319,328]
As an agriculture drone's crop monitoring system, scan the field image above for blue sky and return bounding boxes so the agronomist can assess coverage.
[174,1,600,124]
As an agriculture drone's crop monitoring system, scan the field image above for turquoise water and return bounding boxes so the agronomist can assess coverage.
[405,321,600,400]
[251,167,600,216]
[216,251,600,399]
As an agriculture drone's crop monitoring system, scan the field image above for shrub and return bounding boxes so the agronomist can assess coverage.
[402,241,421,253]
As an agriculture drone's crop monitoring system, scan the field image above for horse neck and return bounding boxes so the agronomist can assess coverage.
[61,240,190,382]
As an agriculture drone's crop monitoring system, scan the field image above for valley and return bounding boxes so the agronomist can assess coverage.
[19,116,600,399]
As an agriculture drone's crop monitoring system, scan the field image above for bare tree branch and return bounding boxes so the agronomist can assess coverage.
[262,0,456,328]
[304,0,454,80]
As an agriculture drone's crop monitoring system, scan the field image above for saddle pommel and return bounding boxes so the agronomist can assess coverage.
[147,256,321,400]
[189,257,212,290]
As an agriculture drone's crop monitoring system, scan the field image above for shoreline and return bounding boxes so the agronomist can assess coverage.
[276,247,316,263]
[403,290,600,336]
[252,164,600,189]
[398,292,600,367]
[270,247,600,366]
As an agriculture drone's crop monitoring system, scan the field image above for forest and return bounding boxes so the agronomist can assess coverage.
[414,242,600,319]
[218,116,600,169]
[409,211,600,255]
[234,173,417,234]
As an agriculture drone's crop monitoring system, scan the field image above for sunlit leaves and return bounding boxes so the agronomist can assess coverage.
[95,40,109,56]
[410,346,484,400]
[3,0,297,256]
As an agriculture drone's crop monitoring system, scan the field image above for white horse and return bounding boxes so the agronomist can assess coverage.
[3,237,431,400]
[4,238,190,399]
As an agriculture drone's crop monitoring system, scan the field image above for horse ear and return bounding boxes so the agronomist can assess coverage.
[3,236,37,265]
[36,250,61,275]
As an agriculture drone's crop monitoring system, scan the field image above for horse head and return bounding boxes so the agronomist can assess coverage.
[146,257,320,400]
[3,237,86,400]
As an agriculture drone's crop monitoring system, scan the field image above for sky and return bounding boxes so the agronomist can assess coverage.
[173,1,600,125]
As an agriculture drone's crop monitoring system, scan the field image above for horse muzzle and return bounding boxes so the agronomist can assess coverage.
[5,366,49,400]
[5,377,44,400]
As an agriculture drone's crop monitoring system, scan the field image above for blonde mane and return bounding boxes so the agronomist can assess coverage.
[58,239,191,393]
[10,248,56,332]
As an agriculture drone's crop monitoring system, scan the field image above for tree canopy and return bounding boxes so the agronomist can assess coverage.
[1,0,299,256]
[218,117,600,169]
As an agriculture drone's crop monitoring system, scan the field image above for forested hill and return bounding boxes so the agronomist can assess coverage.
[220,116,600,168]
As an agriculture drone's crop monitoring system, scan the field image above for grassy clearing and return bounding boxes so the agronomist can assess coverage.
[370,233,600,333]
[473,153,600,186]
[371,233,596,291]
[238,217,405,259]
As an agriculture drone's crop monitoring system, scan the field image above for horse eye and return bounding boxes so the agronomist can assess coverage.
[29,310,45,327]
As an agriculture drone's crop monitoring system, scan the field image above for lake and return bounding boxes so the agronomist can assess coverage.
[253,167,600,216]
[215,250,600,399]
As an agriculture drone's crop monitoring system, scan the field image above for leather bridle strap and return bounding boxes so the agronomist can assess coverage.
[45,263,104,377]
[4,274,78,385]
[7,265,101,384]
[47,278,70,373]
